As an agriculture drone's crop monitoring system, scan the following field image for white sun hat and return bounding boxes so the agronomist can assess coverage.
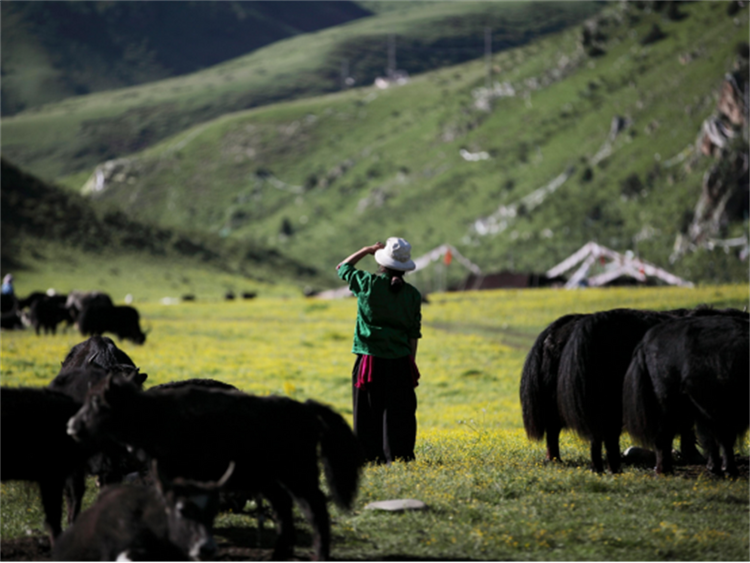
[374,237,416,272]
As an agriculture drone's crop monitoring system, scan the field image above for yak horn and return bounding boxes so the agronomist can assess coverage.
[217,461,235,488]
[87,352,99,365]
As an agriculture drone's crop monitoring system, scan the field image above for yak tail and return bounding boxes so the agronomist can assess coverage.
[520,324,551,441]
[306,400,363,510]
[622,343,659,447]
[557,326,590,440]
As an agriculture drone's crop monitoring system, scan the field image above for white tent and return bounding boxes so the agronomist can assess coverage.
[546,242,693,289]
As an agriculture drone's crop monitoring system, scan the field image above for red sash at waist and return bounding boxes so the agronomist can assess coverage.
[355,355,420,389]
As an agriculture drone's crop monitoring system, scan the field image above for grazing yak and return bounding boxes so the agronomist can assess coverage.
[520,313,585,462]
[556,308,677,473]
[623,314,749,476]
[78,304,147,344]
[1,387,93,544]
[68,376,363,560]
[52,461,234,561]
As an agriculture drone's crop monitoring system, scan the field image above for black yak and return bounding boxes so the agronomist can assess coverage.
[68,376,363,560]
[1,309,24,329]
[623,314,749,476]
[50,365,147,487]
[52,461,234,561]
[65,290,114,326]
[1,387,93,544]
[556,308,676,473]
[29,295,72,335]
[57,335,139,376]
[50,336,148,487]
[78,304,147,344]
[148,378,238,392]
[520,313,585,462]
[1,291,18,314]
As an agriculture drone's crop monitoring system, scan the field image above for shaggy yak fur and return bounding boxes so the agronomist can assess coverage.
[556,308,677,473]
[147,378,238,392]
[68,376,363,560]
[52,461,234,561]
[145,378,256,516]
[623,314,749,476]
[520,313,585,462]
[55,335,140,378]
[1,387,93,544]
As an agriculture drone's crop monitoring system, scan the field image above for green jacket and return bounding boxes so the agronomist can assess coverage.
[338,263,422,358]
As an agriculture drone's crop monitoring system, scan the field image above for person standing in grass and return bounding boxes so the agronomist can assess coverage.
[337,237,422,464]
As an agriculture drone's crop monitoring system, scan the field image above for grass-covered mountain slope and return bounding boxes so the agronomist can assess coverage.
[2,2,601,181]
[65,1,748,289]
[1,1,371,117]
[1,159,323,300]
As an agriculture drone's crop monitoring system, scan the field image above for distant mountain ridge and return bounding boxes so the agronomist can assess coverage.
[1,1,371,116]
[2,2,601,180]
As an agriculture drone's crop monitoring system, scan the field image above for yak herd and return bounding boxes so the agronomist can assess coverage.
[1,301,747,561]
[1,290,147,344]
[521,306,749,477]
[1,335,363,561]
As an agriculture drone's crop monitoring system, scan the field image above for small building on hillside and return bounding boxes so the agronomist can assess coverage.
[451,271,564,291]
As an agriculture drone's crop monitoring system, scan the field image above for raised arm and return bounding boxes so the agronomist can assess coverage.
[336,242,385,270]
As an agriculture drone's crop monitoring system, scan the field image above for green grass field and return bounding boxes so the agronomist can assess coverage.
[1,284,748,560]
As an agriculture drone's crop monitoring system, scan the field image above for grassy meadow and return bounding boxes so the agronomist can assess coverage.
[1,284,748,560]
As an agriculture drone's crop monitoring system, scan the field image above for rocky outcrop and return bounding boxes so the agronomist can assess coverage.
[673,45,749,261]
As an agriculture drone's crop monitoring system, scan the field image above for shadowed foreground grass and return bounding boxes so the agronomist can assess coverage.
[1,285,748,560]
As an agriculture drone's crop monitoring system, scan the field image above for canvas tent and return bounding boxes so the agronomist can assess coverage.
[546,242,693,289]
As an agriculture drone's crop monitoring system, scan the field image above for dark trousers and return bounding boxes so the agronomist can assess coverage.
[352,355,417,465]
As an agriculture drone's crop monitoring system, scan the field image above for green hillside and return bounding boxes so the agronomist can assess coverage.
[2,2,601,180]
[1,1,371,116]
[52,1,749,289]
[0,159,323,300]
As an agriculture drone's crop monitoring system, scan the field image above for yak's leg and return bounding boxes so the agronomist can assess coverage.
[263,483,295,560]
[719,435,738,477]
[679,425,705,464]
[654,433,674,474]
[590,439,604,473]
[293,487,331,561]
[696,422,723,476]
[38,479,64,544]
[704,441,723,476]
[604,433,622,474]
[545,423,562,462]
[63,470,86,525]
